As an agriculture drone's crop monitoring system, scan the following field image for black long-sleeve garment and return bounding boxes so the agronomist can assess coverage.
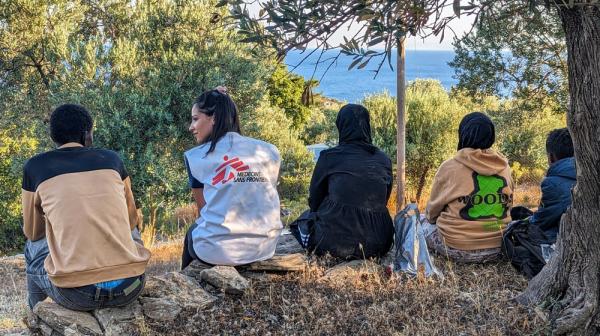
[307,104,394,259]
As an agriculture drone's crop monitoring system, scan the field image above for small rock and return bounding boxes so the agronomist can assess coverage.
[39,321,56,336]
[246,253,307,272]
[93,301,144,335]
[141,272,217,310]
[274,234,304,255]
[180,259,213,282]
[534,306,549,322]
[63,324,82,336]
[25,309,40,330]
[4,331,31,336]
[139,297,182,322]
[319,260,383,283]
[200,266,249,295]
[33,302,102,336]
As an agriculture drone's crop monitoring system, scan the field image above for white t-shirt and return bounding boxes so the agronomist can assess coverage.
[184,132,283,265]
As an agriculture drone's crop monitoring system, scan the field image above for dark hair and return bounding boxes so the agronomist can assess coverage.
[546,128,574,160]
[193,90,241,154]
[50,104,93,145]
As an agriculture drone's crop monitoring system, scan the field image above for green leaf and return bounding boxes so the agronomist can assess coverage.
[239,36,263,43]
[368,36,385,46]
[348,57,363,70]
[453,0,461,18]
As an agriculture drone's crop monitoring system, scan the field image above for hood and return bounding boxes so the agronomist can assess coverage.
[547,157,576,180]
[454,148,509,176]
[336,104,378,153]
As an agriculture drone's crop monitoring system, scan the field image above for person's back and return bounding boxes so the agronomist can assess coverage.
[530,128,576,241]
[426,148,514,250]
[306,104,394,259]
[185,132,282,265]
[425,112,513,263]
[181,88,282,268]
[23,104,150,311]
[23,146,150,286]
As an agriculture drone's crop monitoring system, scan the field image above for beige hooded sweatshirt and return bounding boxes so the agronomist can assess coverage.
[426,148,514,250]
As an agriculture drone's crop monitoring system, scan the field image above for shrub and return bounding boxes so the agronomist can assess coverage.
[243,101,314,202]
[0,126,39,254]
[362,80,467,203]
[268,64,316,129]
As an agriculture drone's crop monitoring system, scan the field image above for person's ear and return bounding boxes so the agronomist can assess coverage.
[84,130,94,147]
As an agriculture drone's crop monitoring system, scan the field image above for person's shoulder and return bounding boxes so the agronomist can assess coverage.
[185,143,210,158]
[438,156,461,171]
[23,150,49,167]
[92,147,121,159]
[23,150,53,175]
[241,135,280,156]
[374,148,392,163]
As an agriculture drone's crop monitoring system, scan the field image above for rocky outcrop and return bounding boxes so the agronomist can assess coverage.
[246,253,307,272]
[33,302,103,336]
[92,301,144,335]
[199,266,249,295]
[28,234,308,335]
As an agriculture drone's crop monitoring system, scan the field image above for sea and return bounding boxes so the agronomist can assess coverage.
[285,49,457,103]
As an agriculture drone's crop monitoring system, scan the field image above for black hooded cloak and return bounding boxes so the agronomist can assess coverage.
[307,104,394,259]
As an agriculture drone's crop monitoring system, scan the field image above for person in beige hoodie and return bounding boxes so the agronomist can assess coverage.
[424,112,514,263]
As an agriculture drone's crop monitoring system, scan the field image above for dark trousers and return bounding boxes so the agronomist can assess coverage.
[181,223,214,270]
[25,238,145,311]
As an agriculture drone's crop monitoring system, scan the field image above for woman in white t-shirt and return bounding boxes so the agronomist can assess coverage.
[181,88,283,269]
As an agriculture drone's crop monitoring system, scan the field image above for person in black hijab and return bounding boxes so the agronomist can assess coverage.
[290,104,394,259]
[457,112,495,150]
[424,111,513,263]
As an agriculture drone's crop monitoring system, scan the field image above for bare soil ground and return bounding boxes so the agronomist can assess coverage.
[0,241,548,335]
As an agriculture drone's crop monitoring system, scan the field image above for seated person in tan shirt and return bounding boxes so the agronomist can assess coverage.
[423,112,514,263]
[22,104,150,311]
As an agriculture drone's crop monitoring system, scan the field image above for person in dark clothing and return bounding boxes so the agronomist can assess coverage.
[512,128,576,242]
[291,104,394,259]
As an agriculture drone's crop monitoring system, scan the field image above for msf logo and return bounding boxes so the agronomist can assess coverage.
[212,156,249,185]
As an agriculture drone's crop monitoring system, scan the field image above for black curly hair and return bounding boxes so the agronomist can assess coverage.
[546,128,574,161]
[50,104,93,146]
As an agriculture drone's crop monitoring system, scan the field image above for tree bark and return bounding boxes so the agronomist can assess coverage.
[396,37,406,212]
[415,166,430,205]
[517,5,600,335]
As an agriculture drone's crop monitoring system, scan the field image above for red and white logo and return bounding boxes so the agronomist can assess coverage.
[211,155,249,185]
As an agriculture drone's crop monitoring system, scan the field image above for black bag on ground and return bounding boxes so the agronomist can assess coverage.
[501,219,551,279]
[289,210,314,249]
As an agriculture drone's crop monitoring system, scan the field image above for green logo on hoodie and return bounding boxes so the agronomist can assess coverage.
[458,173,511,222]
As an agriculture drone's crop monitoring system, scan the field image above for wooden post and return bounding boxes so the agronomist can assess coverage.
[396,37,406,212]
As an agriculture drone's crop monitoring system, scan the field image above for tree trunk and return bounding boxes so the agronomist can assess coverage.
[517,5,600,335]
[415,166,430,205]
[396,37,406,212]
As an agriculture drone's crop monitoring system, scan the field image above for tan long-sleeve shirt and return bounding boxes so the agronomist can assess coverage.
[22,143,150,287]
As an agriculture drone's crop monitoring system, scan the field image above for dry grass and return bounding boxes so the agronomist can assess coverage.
[0,184,546,335]
[0,240,548,335]
[513,184,542,209]
[149,255,548,335]
[0,255,28,334]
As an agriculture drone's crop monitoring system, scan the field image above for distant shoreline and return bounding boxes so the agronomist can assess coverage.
[286,49,457,103]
